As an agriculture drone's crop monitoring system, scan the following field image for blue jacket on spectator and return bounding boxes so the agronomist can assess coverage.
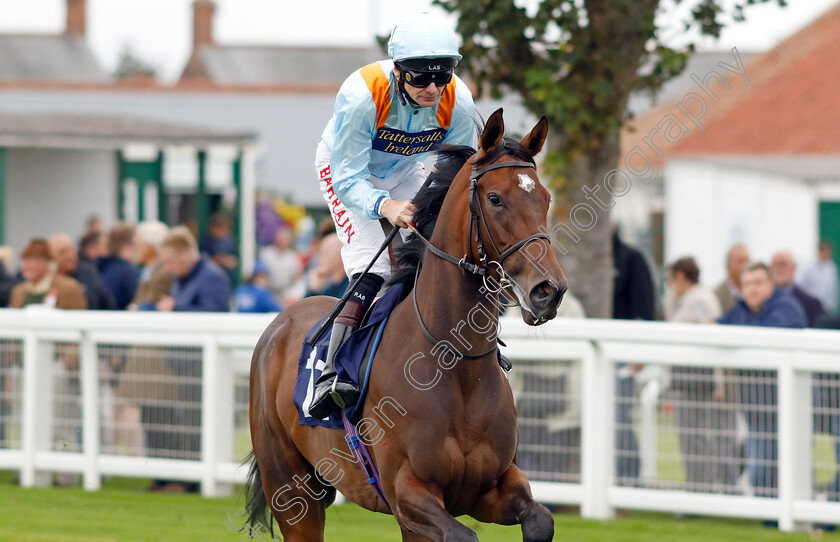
[718,287,807,328]
[170,256,230,312]
[718,288,806,496]
[200,235,236,258]
[235,283,282,313]
[72,260,116,310]
[789,284,825,327]
[98,255,139,310]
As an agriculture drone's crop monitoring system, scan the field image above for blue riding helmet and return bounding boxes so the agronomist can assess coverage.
[388,12,461,104]
[387,11,462,63]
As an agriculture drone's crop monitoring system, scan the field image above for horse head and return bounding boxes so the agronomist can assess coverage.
[467,108,568,325]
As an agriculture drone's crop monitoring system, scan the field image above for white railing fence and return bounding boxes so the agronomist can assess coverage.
[0,307,838,532]
[0,307,272,497]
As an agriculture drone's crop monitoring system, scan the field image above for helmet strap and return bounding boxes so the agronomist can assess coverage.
[395,66,420,107]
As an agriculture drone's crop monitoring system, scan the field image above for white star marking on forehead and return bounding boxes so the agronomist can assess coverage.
[518,173,536,193]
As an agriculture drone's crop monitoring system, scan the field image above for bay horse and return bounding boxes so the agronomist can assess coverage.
[246,109,567,541]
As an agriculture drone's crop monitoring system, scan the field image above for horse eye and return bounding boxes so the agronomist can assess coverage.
[488,193,502,206]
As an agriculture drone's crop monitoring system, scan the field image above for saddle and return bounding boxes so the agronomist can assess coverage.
[293,284,405,429]
[293,281,512,429]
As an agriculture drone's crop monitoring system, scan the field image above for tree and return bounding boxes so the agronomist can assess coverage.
[434,0,786,317]
[114,45,157,80]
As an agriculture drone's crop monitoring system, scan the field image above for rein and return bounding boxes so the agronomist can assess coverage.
[407,158,551,359]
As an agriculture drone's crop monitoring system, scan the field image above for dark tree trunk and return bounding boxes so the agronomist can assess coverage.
[549,137,621,319]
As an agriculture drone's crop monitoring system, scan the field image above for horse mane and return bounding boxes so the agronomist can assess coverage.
[386,135,537,297]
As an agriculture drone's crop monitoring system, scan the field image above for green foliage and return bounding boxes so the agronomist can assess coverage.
[114,45,157,80]
[434,0,786,175]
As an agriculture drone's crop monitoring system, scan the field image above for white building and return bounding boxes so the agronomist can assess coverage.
[619,4,840,303]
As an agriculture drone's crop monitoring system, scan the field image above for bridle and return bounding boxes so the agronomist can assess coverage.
[408,157,552,359]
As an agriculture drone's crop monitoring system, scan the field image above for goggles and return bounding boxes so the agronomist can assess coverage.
[398,65,454,88]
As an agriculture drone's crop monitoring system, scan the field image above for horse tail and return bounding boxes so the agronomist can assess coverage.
[242,449,274,538]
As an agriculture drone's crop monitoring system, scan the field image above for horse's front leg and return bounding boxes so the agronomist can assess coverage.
[471,465,554,542]
[390,468,477,542]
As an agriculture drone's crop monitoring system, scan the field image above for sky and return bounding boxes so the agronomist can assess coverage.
[0,0,837,82]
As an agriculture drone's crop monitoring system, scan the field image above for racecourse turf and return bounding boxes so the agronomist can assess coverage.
[0,474,838,541]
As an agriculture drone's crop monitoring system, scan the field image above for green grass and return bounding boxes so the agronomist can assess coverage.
[652,411,839,488]
[5,408,838,540]
[0,474,838,542]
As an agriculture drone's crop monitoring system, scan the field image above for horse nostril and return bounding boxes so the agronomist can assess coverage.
[529,280,558,308]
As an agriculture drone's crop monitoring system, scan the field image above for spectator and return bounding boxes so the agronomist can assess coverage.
[770,250,825,327]
[78,231,107,267]
[96,222,170,461]
[98,224,139,310]
[128,221,172,311]
[235,261,283,313]
[664,257,740,491]
[10,239,86,486]
[712,244,750,492]
[612,229,655,483]
[800,241,839,314]
[113,221,174,466]
[49,233,116,311]
[612,229,655,320]
[199,213,238,283]
[10,239,87,310]
[816,313,840,329]
[255,193,285,247]
[714,244,750,313]
[718,262,807,498]
[258,226,303,305]
[0,246,14,448]
[665,257,721,323]
[720,262,807,328]
[301,218,337,276]
[157,226,230,312]
[304,234,349,298]
[0,247,17,307]
[85,215,103,237]
[156,226,230,493]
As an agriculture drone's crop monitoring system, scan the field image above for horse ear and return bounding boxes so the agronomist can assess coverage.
[520,115,549,156]
[480,108,505,152]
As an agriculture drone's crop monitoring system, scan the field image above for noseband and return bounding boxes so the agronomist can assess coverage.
[408,158,552,359]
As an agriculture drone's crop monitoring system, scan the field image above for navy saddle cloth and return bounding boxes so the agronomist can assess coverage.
[294,283,405,429]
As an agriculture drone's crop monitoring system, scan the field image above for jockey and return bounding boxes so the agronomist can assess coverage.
[310,12,477,417]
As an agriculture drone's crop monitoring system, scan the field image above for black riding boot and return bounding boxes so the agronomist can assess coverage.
[308,273,383,418]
